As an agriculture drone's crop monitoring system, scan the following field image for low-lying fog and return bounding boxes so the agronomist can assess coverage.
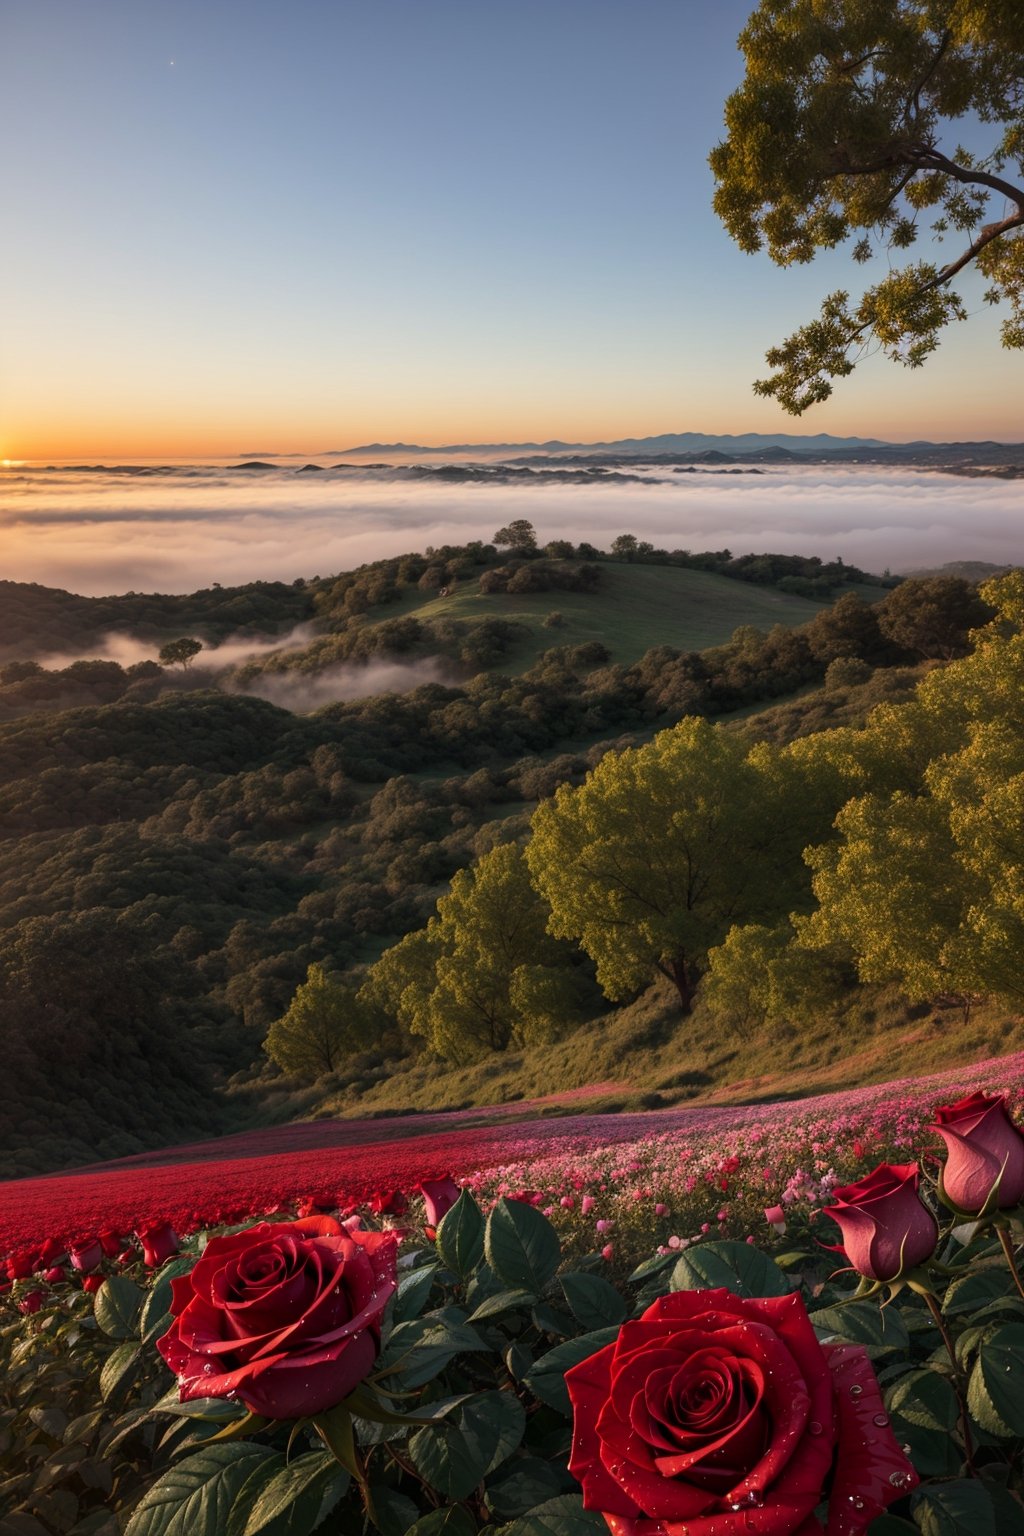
[3,461,1021,595]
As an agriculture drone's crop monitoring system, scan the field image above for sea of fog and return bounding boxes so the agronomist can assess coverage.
[1,458,1021,597]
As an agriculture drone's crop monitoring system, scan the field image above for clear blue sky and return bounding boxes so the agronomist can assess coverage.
[2,0,1019,456]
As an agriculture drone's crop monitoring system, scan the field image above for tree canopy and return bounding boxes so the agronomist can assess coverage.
[264,962,360,1079]
[711,0,1024,411]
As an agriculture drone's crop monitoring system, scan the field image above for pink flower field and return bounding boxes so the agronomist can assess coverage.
[2,1052,1022,1267]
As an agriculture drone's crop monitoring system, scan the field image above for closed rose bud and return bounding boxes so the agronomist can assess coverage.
[581,1195,596,1216]
[99,1229,124,1258]
[39,1237,66,1267]
[601,1243,614,1261]
[765,1203,787,1233]
[932,1092,1024,1213]
[136,1221,179,1267]
[43,1266,65,1285]
[82,1274,104,1294]
[70,1238,103,1273]
[654,1202,668,1217]
[823,1162,937,1282]
[418,1177,460,1227]
[18,1289,45,1314]
[117,1248,137,1266]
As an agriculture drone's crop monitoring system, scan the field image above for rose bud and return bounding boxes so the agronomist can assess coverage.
[6,1250,37,1281]
[39,1237,67,1267]
[419,1176,460,1227]
[932,1091,1024,1213]
[823,1162,937,1282]
[18,1289,45,1314]
[82,1274,104,1293]
[765,1204,787,1234]
[43,1266,65,1285]
[368,1190,408,1216]
[69,1238,104,1273]
[117,1248,137,1266]
[136,1221,179,1267]
[99,1229,124,1258]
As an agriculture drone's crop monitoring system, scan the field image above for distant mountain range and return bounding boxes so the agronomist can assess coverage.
[324,432,894,456]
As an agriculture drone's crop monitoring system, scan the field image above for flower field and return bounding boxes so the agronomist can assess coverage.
[3,1051,1022,1268]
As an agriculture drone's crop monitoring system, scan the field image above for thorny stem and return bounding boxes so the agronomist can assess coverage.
[923,1290,976,1475]
[996,1224,1024,1303]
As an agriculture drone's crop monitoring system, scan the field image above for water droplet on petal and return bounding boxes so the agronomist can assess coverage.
[873,1412,889,1426]
[808,1421,823,1435]
[889,1471,913,1490]
[849,1384,863,1397]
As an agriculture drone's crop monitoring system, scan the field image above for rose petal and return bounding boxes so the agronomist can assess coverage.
[825,1343,918,1536]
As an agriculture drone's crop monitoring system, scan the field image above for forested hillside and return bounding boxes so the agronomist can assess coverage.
[0,538,994,1177]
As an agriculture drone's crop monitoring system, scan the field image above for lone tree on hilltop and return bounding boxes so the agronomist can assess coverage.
[158,636,203,670]
[711,0,1024,412]
[493,518,538,552]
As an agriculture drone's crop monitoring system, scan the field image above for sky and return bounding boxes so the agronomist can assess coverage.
[3,0,1022,460]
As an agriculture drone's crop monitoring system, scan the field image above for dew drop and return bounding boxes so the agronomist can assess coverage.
[849,1384,863,1398]
[872,1413,889,1427]
[889,1471,913,1490]
[848,1496,865,1510]
[808,1421,823,1436]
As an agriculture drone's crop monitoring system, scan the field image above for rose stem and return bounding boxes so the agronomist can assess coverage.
[996,1225,1024,1302]
[923,1290,976,1474]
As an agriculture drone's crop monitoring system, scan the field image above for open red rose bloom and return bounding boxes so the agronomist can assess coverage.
[567,1288,917,1536]
[157,1216,397,1419]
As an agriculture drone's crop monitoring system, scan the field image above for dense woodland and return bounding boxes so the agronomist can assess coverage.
[0,531,999,1178]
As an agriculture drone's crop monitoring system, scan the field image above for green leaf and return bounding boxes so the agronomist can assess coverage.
[944,1268,1014,1316]
[123,1443,276,1536]
[469,1289,538,1321]
[151,1388,247,1421]
[670,1240,788,1299]
[485,1199,561,1294]
[437,1190,486,1278]
[408,1511,477,1536]
[313,1404,362,1483]
[911,1480,996,1536]
[486,1458,567,1519]
[366,1484,421,1536]
[886,1369,960,1477]
[626,1252,675,1284]
[810,1301,909,1356]
[968,1323,1024,1436]
[93,1275,145,1340]
[140,1257,195,1344]
[524,1328,618,1416]
[560,1273,627,1331]
[99,1341,141,1404]
[409,1391,525,1501]
[494,1493,606,1535]
[375,1314,489,1389]
[237,1451,349,1536]
[395,1262,439,1322]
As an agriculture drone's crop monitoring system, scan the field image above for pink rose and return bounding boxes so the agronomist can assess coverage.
[823,1163,937,1282]
[70,1238,104,1273]
[18,1289,45,1314]
[765,1204,787,1233]
[419,1176,461,1227]
[932,1091,1024,1213]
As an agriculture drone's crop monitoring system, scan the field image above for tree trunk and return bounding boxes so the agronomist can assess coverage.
[659,955,696,1014]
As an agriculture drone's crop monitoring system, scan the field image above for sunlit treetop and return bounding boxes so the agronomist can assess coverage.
[711,0,1024,411]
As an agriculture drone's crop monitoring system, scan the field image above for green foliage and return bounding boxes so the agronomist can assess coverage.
[158,637,204,670]
[703,919,851,1031]
[712,0,1024,410]
[263,962,363,1079]
[526,718,800,1010]
[492,519,538,552]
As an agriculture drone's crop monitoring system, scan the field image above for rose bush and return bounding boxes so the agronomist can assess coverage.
[566,1287,915,1536]
[157,1215,397,1418]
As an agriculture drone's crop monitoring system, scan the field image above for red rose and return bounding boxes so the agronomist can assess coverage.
[70,1238,104,1273]
[137,1221,179,1267]
[823,1163,937,1282]
[567,1288,917,1536]
[6,1249,37,1281]
[419,1177,460,1227]
[157,1216,396,1419]
[369,1190,408,1216]
[82,1274,104,1294]
[18,1289,45,1314]
[99,1229,125,1258]
[932,1091,1024,1213]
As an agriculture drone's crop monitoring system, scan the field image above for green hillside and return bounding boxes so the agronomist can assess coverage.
[368,564,855,671]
